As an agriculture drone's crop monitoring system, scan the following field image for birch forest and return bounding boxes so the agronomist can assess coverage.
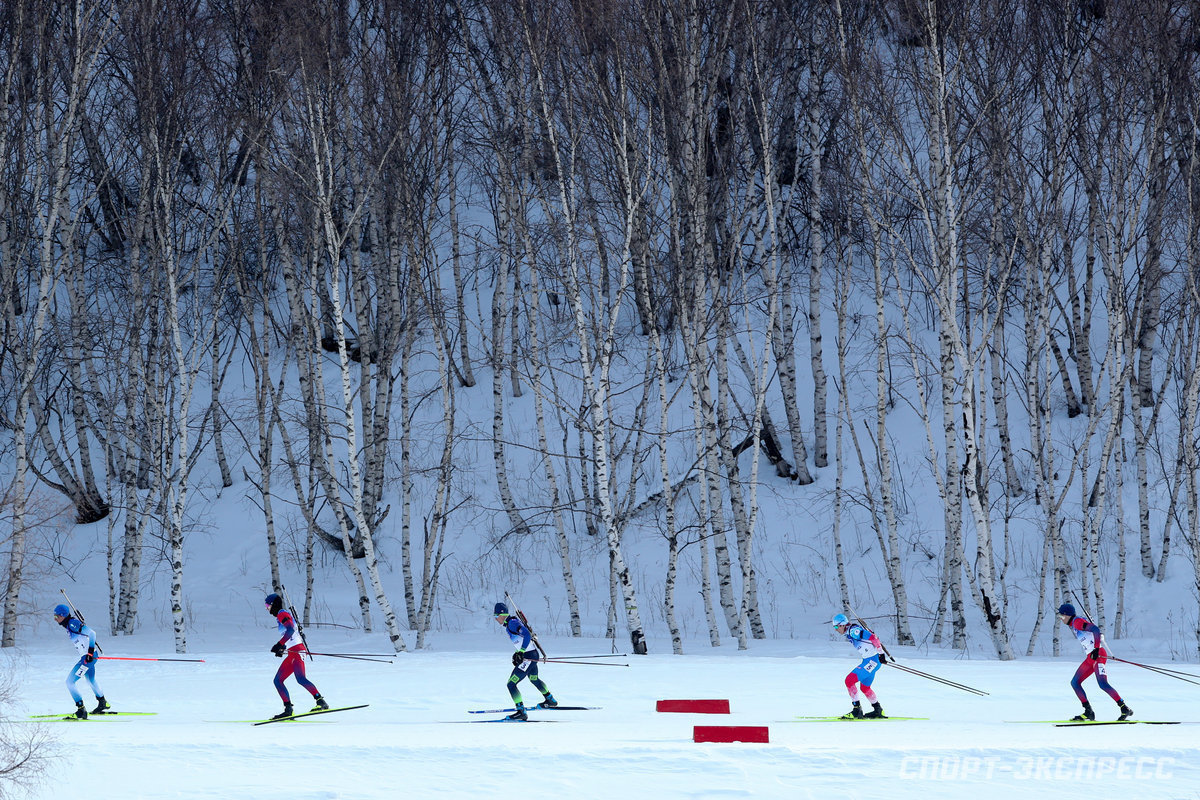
[1,0,1199,660]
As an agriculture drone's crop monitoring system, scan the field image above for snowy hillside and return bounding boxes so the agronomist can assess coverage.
[5,2,1200,795]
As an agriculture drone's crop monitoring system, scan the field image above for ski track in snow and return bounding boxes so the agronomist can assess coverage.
[6,639,1200,800]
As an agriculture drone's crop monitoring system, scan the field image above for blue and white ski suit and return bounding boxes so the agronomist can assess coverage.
[842,623,884,701]
[60,616,104,703]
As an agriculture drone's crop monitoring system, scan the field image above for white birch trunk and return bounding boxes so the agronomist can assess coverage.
[489,186,532,539]
[446,161,476,387]
[415,306,455,650]
[804,67,829,470]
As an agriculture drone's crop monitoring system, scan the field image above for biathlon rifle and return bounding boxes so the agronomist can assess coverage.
[504,591,547,659]
[60,588,102,654]
[279,585,313,660]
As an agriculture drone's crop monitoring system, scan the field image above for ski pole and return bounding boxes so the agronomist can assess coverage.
[1108,657,1200,687]
[539,658,629,667]
[504,591,548,658]
[887,662,990,696]
[306,652,393,664]
[1108,659,1200,680]
[304,652,396,658]
[98,656,206,663]
[538,654,629,660]
[60,588,102,654]
[847,613,984,693]
[889,663,989,695]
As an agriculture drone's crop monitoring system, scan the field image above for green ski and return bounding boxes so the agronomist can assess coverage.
[28,711,157,719]
[788,715,928,722]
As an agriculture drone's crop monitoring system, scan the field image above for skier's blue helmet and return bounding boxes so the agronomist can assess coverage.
[493,602,509,617]
[53,604,70,618]
[1057,603,1075,618]
[831,613,849,627]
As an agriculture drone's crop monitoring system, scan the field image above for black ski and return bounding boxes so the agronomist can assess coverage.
[467,705,599,714]
[251,704,369,726]
[1055,720,1179,727]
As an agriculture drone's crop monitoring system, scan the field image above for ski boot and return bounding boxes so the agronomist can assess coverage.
[92,697,111,714]
[537,693,558,709]
[1118,703,1134,721]
[311,695,329,712]
[506,703,528,721]
[271,702,294,720]
[1071,702,1095,722]
[72,701,87,720]
[840,701,863,720]
[864,702,886,719]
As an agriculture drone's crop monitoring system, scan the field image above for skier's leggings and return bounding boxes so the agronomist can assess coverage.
[1071,658,1122,704]
[274,649,319,702]
[507,659,550,704]
[66,658,104,703]
[845,672,878,703]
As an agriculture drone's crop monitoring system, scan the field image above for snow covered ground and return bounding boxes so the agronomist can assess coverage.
[5,627,1200,800]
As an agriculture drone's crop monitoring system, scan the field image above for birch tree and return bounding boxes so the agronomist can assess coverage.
[2,0,113,646]
[832,0,916,646]
[274,6,416,652]
[517,1,649,652]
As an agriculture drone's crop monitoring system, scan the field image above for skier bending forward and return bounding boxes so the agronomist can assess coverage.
[832,613,886,719]
[54,603,109,719]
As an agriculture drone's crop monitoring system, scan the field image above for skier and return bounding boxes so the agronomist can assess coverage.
[54,603,108,719]
[832,612,887,719]
[265,593,328,720]
[494,602,557,721]
[1056,603,1133,721]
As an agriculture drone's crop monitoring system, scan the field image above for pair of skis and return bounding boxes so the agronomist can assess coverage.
[1011,718,1181,727]
[468,705,600,714]
[247,704,369,725]
[466,705,600,723]
[29,706,370,725]
[29,711,157,722]
[787,714,927,722]
[465,705,600,724]
[789,716,1181,725]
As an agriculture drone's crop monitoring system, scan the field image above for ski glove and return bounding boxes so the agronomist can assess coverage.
[271,643,286,657]
[878,654,888,665]
[1089,648,1100,661]
[512,651,526,667]
[84,649,96,664]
